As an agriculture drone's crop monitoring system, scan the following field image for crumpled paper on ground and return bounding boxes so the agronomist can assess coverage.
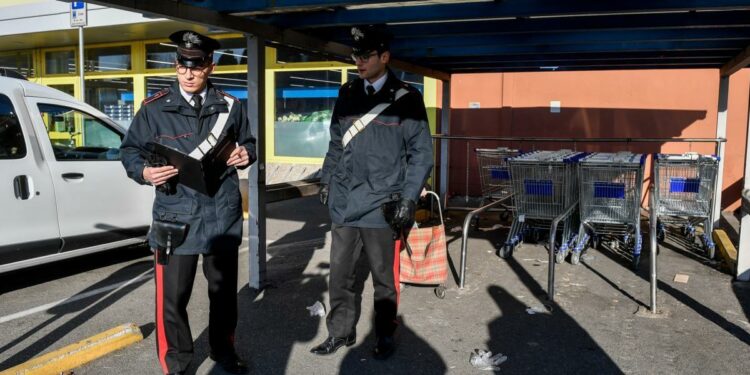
[306,301,326,317]
[470,349,508,371]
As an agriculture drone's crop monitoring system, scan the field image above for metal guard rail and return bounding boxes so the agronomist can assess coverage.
[547,201,579,301]
[459,194,514,289]
[432,134,726,143]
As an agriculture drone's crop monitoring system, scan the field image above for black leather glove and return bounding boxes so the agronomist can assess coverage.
[319,184,329,206]
[393,198,416,227]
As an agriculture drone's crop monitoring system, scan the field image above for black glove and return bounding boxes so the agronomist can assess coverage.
[319,184,329,205]
[393,198,416,228]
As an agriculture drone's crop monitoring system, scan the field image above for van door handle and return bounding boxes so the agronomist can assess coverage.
[13,175,30,200]
[62,172,84,180]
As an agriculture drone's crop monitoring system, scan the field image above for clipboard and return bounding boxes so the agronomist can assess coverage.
[146,136,236,195]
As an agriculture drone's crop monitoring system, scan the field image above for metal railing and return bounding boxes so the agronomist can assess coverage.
[547,201,579,301]
[459,194,514,288]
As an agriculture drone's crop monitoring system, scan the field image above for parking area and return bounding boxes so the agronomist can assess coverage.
[1,195,749,374]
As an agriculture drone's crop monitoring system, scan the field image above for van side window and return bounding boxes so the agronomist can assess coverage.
[0,94,26,159]
[37,104,122,161]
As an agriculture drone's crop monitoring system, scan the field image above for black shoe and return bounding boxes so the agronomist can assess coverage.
[209,351,249,374]
[310,334,356,355]
[373,336,395,360]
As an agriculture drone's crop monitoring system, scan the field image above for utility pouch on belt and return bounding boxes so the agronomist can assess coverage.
[152,219,188,265]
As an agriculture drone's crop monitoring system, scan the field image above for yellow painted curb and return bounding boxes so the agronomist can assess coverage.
[713,229,737,272]
[0,323,143,375]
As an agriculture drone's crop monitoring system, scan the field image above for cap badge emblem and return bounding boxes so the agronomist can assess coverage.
[183,32,201,48]
[351,27,364,41]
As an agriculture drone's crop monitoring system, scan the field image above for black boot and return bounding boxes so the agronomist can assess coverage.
[373,336,395,360]
[310,334,356,355]
[209,351,249,374]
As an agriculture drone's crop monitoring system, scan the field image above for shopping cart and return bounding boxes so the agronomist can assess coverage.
[653,153,719,258]
[475,147,520,205]
[499,150,587,259]
[569,152,646,268]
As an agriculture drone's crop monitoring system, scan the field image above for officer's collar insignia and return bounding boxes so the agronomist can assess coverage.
[351,27,364,41]
[183,32,201,48]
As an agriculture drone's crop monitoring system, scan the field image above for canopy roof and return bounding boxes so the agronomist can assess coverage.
[92,1,750,79]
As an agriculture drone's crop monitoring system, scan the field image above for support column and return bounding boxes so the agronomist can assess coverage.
[714,75,729,225]
[246,34,267,290]
[439,79,451,205]
[737,84,750,281]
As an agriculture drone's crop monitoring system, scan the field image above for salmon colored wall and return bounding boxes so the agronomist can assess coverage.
[442,69,749,211]
[724,70,750,211]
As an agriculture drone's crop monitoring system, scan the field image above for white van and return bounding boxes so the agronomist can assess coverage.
[0,76,152,273]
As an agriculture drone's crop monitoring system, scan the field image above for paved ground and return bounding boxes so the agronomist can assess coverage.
[1,196,749,374]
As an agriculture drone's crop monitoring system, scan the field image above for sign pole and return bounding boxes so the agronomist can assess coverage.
[70,2,87,101]
[79,26,85,101]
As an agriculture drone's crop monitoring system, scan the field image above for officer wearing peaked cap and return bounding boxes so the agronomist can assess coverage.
[311,25,434,360]
[120,30,255,375]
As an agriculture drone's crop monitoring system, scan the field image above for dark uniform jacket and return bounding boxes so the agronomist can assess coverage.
[120,81,256,255]
[321,69,434,228]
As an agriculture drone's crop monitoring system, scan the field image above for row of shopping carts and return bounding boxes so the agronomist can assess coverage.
[474,147,719,269]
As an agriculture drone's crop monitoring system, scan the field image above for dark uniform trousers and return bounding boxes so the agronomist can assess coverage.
[154,248,238,374]
[327,225,400,339]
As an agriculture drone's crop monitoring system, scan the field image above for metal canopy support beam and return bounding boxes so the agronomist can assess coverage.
[721,44,750,76]
[394,40,747,59]
[89,0,448,81]
[714,76,729,227]
[247,34,267,290]
[265,0,750,28]
[360,10,750,39]
[737,85,750,281]
[439,79,451,205]
[218,0,405,14]
[387,28,750,52]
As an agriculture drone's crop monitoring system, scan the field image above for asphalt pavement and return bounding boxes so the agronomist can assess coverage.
[1,196,749,374]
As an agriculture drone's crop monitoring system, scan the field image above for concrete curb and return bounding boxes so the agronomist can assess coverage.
[713,229,737,274]
[0,323,143,375]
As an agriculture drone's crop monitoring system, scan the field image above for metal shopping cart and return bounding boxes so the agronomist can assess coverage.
[499,150,587,259]
[653,153,719,258]
[569,152,646,268]
[475,147,520,204]
[473,147,520,225]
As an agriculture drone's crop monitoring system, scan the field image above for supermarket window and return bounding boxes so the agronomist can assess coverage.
[145,43,176,69]
[146,37,248,69]
[37,103,122,161]
[391,68,424,94]
[275,44,327,64]
[211,73,249,103]
[275,70,340,158]
[85,78,134,128]
[146,76,176,96]
[84,45,131,72]
[213,38,248,66]
[147,74,249,100]
[45,50,76,75]
[0,94,26,159]
[346,68,424,94]
[0,51,35,78]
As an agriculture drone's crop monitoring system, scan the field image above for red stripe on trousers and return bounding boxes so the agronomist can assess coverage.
[394,239,401,305]
[155,258,169,374]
